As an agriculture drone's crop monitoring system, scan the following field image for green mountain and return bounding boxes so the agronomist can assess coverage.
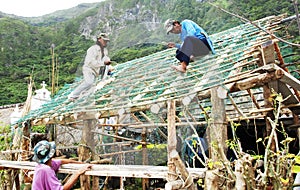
[0,3,101,26]
[0,0,299,106]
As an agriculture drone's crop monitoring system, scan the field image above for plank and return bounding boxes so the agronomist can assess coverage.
[0,160,206,179]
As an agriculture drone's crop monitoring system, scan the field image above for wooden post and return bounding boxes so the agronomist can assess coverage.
[166,100,178,189]
[298,127,300,150]
[170,150,195,189]
[259,42,276,150]
[47,124,56,142]
[92,119,99,190]
[166,100,196,189]
[79,119,96,190]
[263,84,275,148]
[10,125,22,190]
[21,122,31,190]
[167,100,178,182]
[209,87,227,161]
[119,143,124,190]
[99,118,106,154]
[142,127,149,190]
[205,87,228,189]
[205,170,220,190]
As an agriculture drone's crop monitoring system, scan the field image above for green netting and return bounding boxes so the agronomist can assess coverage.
[17,14,298,124]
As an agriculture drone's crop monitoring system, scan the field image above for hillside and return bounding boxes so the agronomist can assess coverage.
[0,0,299,107]
[0,3,102,26]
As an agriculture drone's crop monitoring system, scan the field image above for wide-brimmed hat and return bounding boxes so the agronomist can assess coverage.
[97,33,110,41]
[32,140,56,164]
[164,19,175,34]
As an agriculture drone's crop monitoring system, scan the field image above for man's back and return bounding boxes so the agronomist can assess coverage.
[32,160,63,190]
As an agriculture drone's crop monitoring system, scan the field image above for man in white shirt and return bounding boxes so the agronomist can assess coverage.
[69,33,111,101]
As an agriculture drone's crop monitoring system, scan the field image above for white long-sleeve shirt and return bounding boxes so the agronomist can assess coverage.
[83,44,110,75]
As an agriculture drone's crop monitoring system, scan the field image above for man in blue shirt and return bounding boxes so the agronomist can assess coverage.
[164,19,215,73]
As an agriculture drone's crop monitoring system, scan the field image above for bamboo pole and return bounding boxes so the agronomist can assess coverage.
[51,44,55,95]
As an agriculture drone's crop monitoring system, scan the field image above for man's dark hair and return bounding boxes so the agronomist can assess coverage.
[173,20,180,25]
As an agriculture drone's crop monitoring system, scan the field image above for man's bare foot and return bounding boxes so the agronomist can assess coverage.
[171,65,186,73]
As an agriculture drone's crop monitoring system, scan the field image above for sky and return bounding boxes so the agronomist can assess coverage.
[0,0,101,17]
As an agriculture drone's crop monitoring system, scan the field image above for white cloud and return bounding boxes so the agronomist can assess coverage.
[0,0,102,17]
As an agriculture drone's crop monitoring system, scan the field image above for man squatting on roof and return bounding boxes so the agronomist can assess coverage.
[164,19,216,73]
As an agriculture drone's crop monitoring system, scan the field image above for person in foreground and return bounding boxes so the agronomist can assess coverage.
[164,19,215,73]
[31,140,92,190]
[68,33,112,101]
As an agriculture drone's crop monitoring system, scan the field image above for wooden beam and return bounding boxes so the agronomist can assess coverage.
[217,60,245,99]
[247,89,261,109]
[219,64,279,93]
[92,130,145,144]
[275,67,300,91]
[260,40,275,65]
[98,149,142,158]
[275,80,300,114]
[228,95,245,117]
[233,72,276,91]
[0,160,206,179]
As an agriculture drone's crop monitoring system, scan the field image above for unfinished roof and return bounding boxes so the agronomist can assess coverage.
[18,14,300,126]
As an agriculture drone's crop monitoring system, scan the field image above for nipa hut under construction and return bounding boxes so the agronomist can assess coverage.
[1,14,300,189]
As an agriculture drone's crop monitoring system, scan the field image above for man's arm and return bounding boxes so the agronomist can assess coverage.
[57,158,84,165]
[62,164,92,190]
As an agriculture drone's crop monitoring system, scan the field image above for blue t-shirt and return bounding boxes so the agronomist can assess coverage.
[177,19,215,54]
[32,159,63,190]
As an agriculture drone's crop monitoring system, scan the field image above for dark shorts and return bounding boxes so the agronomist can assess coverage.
[176,36,211,65]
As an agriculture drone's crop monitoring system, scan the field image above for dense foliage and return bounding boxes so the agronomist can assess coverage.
[0,0,298,106]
